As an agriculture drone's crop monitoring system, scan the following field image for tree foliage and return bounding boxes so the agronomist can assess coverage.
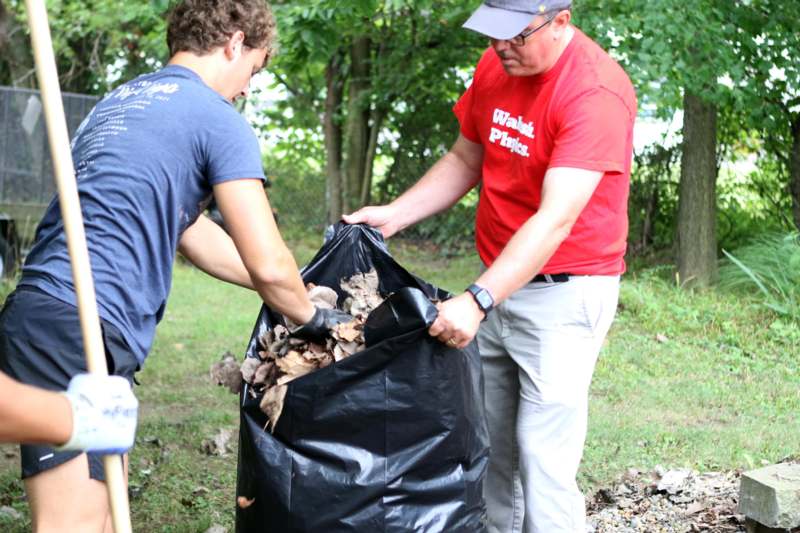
[258,0,482,223]
[580,1,799,283]
[1,0,168,93]
[734,0,800,230]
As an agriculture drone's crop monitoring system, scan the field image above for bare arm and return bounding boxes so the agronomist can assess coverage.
[212,179,315,325]
[343,134,484,238]
[430,167,604,347]
[476,167,604,302]
[178,214,254,289]
[0,372,71,445]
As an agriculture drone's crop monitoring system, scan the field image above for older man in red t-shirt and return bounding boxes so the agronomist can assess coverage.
[345,1,636,531]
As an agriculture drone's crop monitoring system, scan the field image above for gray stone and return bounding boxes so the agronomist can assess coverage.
[204,526,226,533]
[739,463,800,529]
[657,468,692,494]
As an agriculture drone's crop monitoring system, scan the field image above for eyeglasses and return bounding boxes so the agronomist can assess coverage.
[505,15,556,47]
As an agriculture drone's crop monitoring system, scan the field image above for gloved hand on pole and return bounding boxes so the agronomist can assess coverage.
[57,374,138,454]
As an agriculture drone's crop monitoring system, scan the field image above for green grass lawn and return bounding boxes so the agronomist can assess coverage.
[1,232,798,531]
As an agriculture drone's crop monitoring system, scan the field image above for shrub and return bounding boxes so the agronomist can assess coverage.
[719,232,800,320]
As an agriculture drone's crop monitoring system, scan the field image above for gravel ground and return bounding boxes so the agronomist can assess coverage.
[586,467,747,532]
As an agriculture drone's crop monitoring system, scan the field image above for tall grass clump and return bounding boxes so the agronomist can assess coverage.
[719,232,800,320]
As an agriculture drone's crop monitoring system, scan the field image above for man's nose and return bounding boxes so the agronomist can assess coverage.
[491,38,510,53]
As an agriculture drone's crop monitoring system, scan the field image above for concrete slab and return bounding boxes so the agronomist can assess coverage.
[739,463,800,529]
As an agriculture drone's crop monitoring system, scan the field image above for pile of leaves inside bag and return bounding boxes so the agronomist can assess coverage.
[225,224,490,533]
[242,269,383,430]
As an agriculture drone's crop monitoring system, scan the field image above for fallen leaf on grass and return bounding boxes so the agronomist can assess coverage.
[141,436,163,448]
[201,428,234,456]
[209,352,242,394]
[237,496,256,509]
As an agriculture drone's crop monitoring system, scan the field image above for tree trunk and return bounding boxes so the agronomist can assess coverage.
[324,53,345,224]
[0,1,8,58]
[360,107,385,207]
[790,116,800,232]
[677,91,718,288]
[641,177,659,251]
[0,6,36,88]
[343,36,371,213]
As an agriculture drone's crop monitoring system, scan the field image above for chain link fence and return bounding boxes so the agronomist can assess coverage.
[0,86,99,244]
[0,86,98,206]
[0,86,99,275]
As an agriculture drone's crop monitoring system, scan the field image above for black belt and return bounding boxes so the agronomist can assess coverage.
[532,273,571,283]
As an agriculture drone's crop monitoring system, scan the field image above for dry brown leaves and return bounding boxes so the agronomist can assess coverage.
[200,428,235,457]
[238,269,383,432]
[340,269,383,317]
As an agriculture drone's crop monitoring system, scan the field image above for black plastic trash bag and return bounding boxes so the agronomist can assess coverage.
[236,223,490,533]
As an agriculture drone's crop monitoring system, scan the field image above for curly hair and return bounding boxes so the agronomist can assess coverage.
[167,0,277,58]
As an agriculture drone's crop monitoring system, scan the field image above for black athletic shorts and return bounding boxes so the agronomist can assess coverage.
[0,285,139,481]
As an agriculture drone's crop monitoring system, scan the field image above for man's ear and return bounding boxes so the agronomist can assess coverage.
[551,10,571,37]
[226,30,246,60]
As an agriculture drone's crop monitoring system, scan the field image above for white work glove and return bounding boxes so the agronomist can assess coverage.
[56,374,139,454]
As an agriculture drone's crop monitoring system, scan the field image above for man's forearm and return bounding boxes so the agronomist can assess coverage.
[248,250,315,325]
[342,134,483,238]
[212,180,316,325]
[476,167,604,304]
[476,210,571,304]
[179,215,254,289]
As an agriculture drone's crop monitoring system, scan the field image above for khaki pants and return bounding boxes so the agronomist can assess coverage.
[478,275,620,533]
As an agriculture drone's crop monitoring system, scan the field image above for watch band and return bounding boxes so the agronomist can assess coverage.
[466,284,494,320]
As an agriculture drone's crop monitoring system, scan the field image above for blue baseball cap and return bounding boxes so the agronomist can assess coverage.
[463,0,572,40]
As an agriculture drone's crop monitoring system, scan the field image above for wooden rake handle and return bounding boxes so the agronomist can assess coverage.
[23,1,133,531]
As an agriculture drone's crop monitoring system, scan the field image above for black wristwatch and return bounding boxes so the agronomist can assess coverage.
[466,284,494,320]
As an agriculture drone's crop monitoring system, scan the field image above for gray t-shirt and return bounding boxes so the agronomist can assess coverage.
[22,65,265,364]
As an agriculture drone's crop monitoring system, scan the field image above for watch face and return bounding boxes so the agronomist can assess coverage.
[468,284,493,312]
[475,290,492,309]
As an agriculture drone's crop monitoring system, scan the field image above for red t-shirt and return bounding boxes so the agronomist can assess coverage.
[453,29,637,275]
